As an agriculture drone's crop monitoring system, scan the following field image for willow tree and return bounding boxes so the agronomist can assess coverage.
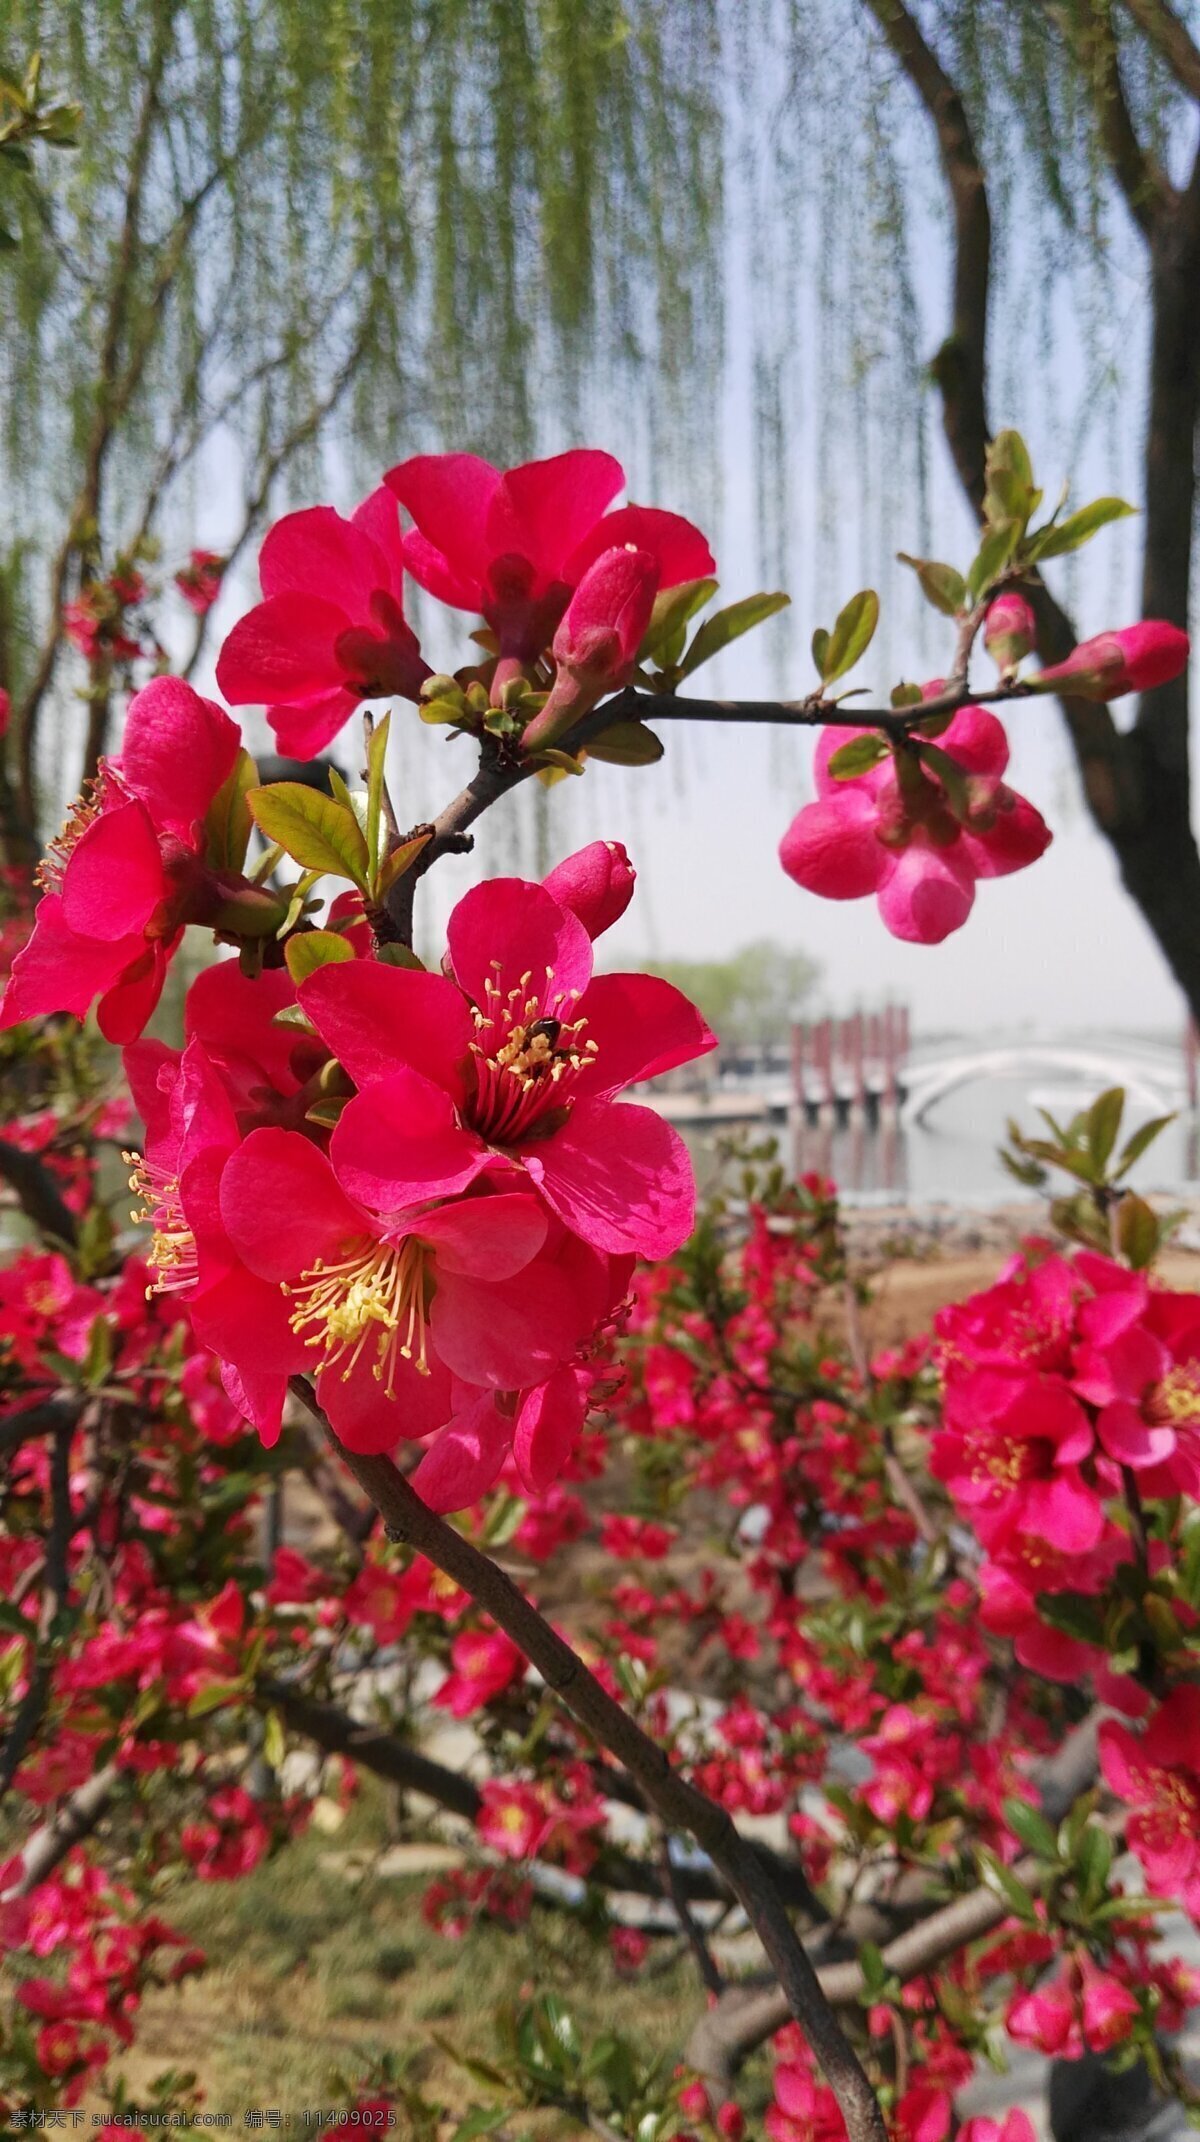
[841,0,1200,1022]
[0,0,721,859]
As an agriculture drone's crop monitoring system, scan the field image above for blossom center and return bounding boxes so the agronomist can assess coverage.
[36,767,123,895]
[466,966,595,1144]
[284,1234,431,1395]
[124,1151,198,1296]
[1145,1362,1200,1427]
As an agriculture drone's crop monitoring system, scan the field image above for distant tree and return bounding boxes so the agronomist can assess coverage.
[640,940,819,1052]
[0,0,719,858]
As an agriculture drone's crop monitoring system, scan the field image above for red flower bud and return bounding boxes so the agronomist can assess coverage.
[984,592,1036,675]
[553,545,661,681]
[542,840,636,938]
[1037,620,1188,701]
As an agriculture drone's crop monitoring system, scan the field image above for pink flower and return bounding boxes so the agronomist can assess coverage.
[984,592,1036,675]
[523,546,662,749]
[958,2114,1037,2142]
[433,1628,524,1717]
[216,487,431,758]
[296,871,715,1260]
[201,1121,615,1491]
[1071,1277,1200,1497]
[180,1786,272,1881]
[1099,1688,1200,1912]
[174,549,224,616]
[542,840,636,939]
[0,678,241,1041]
[778,708,1050,944]
[384,448,714,671]
[931,1367,1101,1553]
[1037,620,1188,701]
[764,2061,845,2142]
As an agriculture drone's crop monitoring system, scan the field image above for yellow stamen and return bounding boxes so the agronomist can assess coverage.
[124,1148,198,1297]
[284,1235,431,1397]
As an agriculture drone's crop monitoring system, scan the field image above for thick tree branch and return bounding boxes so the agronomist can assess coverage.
[1119,0,1200,99]
[1055,0,1175,232]
[859,0,991,510]
[0,1139,80,1247]
[289,1378,888,2142]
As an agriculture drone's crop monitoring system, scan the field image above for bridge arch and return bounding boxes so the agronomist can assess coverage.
[900,1046,1183,1128]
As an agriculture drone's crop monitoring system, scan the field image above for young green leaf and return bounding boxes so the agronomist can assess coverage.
[821,590,880,683]
[1114,1113,1176,1178]
[374,829,432,902]
[678,590,790,677]
[638,575,718,666]
[811,626,830,676]
[967,520,1021,599]
[1115,1192,1159,1270]
[585,721,665,766]
[284,930,355,985]
[248,784,370,891]
[826,733,889,780]
[1029,497,1135,562]
[366,710,392,883]
[204,747,259,872]
[896,555,966,618]
[1084,1087,1125,1170]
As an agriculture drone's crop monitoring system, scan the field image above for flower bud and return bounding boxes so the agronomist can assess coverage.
[1037,620,1189,701]
[522,546,660,754]
[983,592,1036,676]
[542,841,636,938]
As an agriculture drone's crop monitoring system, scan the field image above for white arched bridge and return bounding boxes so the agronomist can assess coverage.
[899,1040,1188,1128]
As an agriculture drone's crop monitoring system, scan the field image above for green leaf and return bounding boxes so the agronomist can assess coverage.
[826,733,889,780]
[1115,1113,1176,1178]
[1035,1591,1105,1644]
[987,428,1033,491]
[586,720,665,766]
[375,942,427,969]
[1076,1823,1114,1903]
[328,767,369,839]
[187,1678,246,1718]
[366,710,391,885]
[919,742,972,821]
[262,1708,287,1772]
[1115,1192,1159,1270]
[1030,497,1136,561]
[204,747,259,872]
[638,575,718,666]
[248,784,370,891]
[975,1847,1039,1924]
[679,590,790,677]
[967,520,1021,599]
[1085,1087,1125,1170]
[896,555,966,617]
[1002,1797,1059,1861]
[450,2112,508,2142]
[891,682,924,708]
[811,626,830,676]
[375,829,433,900]
[821,590,879,683]
[284,930,355,985]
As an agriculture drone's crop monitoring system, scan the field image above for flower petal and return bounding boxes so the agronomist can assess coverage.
[97,939,175,1044]
[875,838,976,944]
[0,896,133,1029]
[267,688,362,761]
[411,1393,512,1511]
[513,1367,590,1494]
[487,450,625,582]
[257,504,383,614]
[216,593,350,704]
[330,1070,495,1210]
[220,1128,366,1281]
[779,793,889,899]
[1096,1400,1177,1468]
[385,453,501,596]
[319,1343,454,1453]
[563,503,715,589]
[961,789,1051,879]
[413,1191,547,1278]
[447,877,593,1013]
[525,1097,695,1258]
[573,972,716,1099]
[299,961,471,1099]
[62,800,165,942]
[117,677,241,838]
[431,1256,585,1388]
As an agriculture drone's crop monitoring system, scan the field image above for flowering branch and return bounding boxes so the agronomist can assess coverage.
[289,1375,890,2142]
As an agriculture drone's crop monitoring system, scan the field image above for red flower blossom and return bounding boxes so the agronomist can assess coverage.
[931,1367,1101,1554]
[384,448,714,680]
[297,868,715,1261]
[1099,1688,1200,1914]
[433,1628,524,1717]
[779,708,1050,944]
[1,678,240,1041]
[216,487,431,758]
[174,549,225,616]
[1071,1262,1200,1497]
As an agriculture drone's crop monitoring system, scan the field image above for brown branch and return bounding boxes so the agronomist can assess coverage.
[859,0,991,511]
[2,1765,118,1897]
[0,1423,74,1804]
[1119,0,1200,98]
[1053,0,1174,233]
[288,1378,888,2142]
[0,1139,80,1247]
